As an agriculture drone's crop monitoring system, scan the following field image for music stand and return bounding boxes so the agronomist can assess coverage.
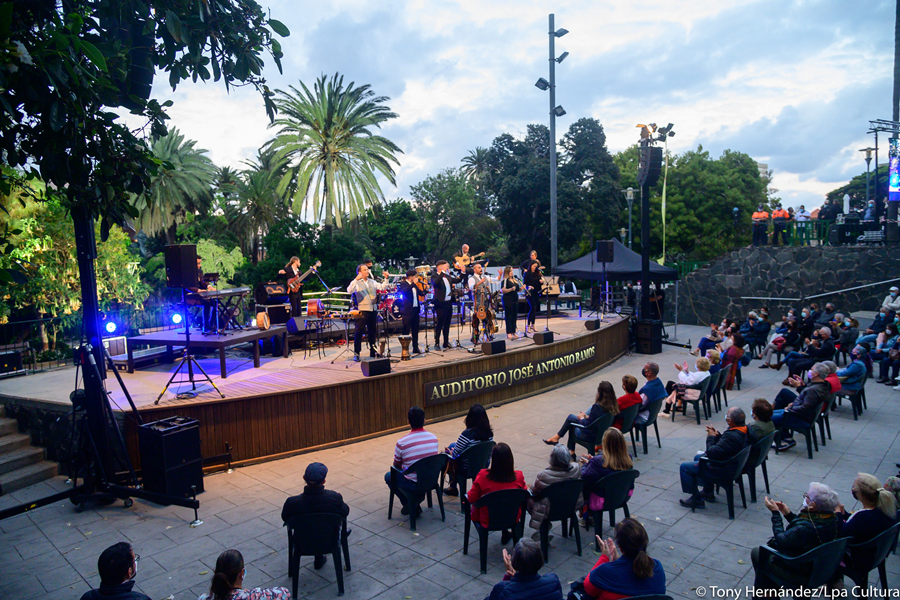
[541,275,560,332]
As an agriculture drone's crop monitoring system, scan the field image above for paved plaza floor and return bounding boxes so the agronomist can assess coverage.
[1,324,898,600]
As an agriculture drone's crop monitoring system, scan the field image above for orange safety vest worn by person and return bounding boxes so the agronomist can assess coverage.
[772,208,790,221]
[752,209,770,221]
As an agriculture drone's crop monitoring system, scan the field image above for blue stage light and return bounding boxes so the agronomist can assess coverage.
[172,313,183,325]
[105,321,117,334]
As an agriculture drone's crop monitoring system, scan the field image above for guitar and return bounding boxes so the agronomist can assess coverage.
[288,260,322,292]
[453,251,486,267]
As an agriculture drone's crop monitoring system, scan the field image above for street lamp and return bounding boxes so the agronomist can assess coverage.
[618,227,627,243]
[534,13,569,271]
[621,187,635,248]
[860,147,876,207]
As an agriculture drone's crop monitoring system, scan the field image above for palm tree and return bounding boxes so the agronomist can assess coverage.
[133,128,216,244]
[268,73,403,230]
[226,149,290,264]
[461,146,492,208]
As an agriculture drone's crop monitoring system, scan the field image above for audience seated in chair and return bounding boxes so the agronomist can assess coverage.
[857,303,894,347]
[774,326,835,382]
[834,473,898,573]
[798,306,817,340]
[199,549,290,600]
[868,322,898,375]
[750,483,843,590]
[468,442,528,545]
[721,332,746,391]
[706,349,722,375]
[740,312,771,353]
[678,407,749,509]
[542,381,619,447]
[281,462,350,571]
[691,319,729,357]
[385,406,439,518]
[634,362,667,426]
[759,320,800,368]
[837,346,867,392]
[771,363,832,452]
[577,518,666,599]
[612,375,642,430]
[580,428,634,529]
[527,444,582,541]
[80,542,150,600]
[815,303,838,328]
[662,356,710,415]
[443,403,494,497]
[485,540,563,600]
[748,399,775,442]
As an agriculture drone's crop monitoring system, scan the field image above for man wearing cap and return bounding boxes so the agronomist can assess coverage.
[771,204,791,246]
[282,463,350,570]
[883,286,900,313]
[751,204,769,247]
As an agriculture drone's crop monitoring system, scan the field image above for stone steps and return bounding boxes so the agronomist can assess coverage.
[0,405,60,495]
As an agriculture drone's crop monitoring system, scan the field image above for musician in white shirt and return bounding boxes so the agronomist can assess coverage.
[468,264,500,344]
[347,264,391,360]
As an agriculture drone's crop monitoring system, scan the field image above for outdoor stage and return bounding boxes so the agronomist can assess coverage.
[0,314,629,467]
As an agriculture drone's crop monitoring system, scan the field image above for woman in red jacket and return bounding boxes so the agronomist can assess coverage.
[467,442,527,543]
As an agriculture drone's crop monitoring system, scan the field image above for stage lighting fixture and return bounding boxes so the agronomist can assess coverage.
[556,51,569,63]
[105,321,117,334]
[171,313,183,325]
[553,105,566,117]
[554,27,569,37]
[535,77,550,91]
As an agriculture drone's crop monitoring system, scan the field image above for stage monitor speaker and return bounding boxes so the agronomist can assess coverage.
[138,416,204,500]
[636,319,662,355]
[286,317,302,335]
[164,244,197,289]
[584,319,601,331]
[482,340,506,355]
[0,350,25,377]
[596,241,614,263]
[533,331,554,345]
[361,357,391,377]
[259,304,291,325]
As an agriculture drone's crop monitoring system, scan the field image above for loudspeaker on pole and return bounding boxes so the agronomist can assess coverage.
[165,244,198,289]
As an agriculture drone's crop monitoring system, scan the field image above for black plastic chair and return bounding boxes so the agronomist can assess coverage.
[454,440,495,499]
[843,521,900,589]
[703,370,723,414]
[387,453,449,531]
[674,376,711,425]
[618,403,640,457]
[774,399,827,460]
[584,469,640,550]
[835,383,866,421]
[286,513,351,597]
[710,368,728,412]
[740,430,776,503]
[462,488,531,574]
[697,445,752,519]
[632,398,664,455]
[532,479,583,562]
[756,538,848,590]
[569,412,614,456]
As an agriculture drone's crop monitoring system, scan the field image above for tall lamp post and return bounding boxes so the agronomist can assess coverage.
[534,14,568,271]
[621,187,634,249]
[860,147,876,206]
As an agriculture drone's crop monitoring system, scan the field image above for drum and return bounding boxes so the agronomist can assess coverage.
[307,299,324,317]
[391,301,402,320]
[348,309,362,319]
[398,336,412,361]
[378,297,396,313]
[256,312,270,330]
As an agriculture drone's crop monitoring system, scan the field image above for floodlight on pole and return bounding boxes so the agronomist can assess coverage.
[556,51,569,63]
[535,78,550,91]
[553,106,566,117]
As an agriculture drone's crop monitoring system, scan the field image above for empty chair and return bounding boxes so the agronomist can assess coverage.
[632,397,665,455]
[617,403,640,457]
[286,513,351,597]
[740,431,777,503]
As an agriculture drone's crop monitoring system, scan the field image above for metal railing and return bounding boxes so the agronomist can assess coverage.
[740,277,900,305]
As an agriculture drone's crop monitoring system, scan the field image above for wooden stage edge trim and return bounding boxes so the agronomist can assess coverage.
[218,343,628,470]
[116,318,628,468]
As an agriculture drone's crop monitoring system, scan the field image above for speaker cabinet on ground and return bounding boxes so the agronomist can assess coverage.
[584,319,601,331]
[164,244,197,289]
[258,304,291,325]
[636,319,662,355]
[138,416,203,500]
[533,331,554,345]
[482,340,506,355]
[596,241,614,263]
[286,317,303,335]
[0,351,25,378]
[361,357,391,377]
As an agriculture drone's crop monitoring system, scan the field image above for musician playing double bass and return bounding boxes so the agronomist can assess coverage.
[278,256,303,318]
[397,269,422,354]
[468,263,500,344]
[347,264,391,360]
[431,260,463,350]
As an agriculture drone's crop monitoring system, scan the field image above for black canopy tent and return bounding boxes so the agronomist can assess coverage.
[554,239,678,282]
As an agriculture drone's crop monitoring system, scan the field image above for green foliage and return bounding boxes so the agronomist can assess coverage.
[825,165,888,209]
[196,239,245,287]
[364,199,427,264]
[175,213,242,250]
[268,73,403,229]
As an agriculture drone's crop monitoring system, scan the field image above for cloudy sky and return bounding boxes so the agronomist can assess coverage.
[143,0,894,211]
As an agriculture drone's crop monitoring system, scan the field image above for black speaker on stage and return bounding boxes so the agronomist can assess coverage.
[361,357,391,377]
[636,320,662,354]
[596,241,614,263]
[584,319,601,331]
[0,351,24,376]
[165,244,197,289]
[482,340,506,355]
[533,331,554,345]
[286,317,302,335]
[138,416,203,500]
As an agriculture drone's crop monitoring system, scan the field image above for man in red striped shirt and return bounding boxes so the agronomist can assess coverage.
[385,406,439,516]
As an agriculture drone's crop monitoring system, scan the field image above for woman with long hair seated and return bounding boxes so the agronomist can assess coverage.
[443,403,494,497]
[579,518,666,599]
[834,473,898,557]
[579,428,634,529]
[468,442,527,544]
[199,549,289,600]
[542,381,619,447]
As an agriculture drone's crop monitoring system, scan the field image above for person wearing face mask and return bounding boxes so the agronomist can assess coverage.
[814,303,838,328]
[773,327,835,383]
[834,473,899,579]
[751,204,770,247]
[770,362,833,451]
[836,346,868,392]
[836,316,859,354]
[80,542,150,600]
[857,305,894,347]
[875,323,900,384]
[797,307,816,340]
[882,285,900,313]
[771,203,791,245]
[751,483,842,590]
[863,199,878,221]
